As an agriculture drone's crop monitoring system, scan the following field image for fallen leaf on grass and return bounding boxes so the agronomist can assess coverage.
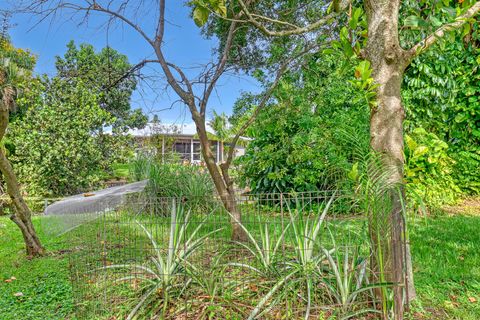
[468,297,477,303]
[4,276,16,283]
[248,284,258,292]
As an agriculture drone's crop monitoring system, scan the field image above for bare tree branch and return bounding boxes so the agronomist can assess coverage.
[408,1,480,59]
[85,2,155,46]
[154,0,165,46]
[104,59,159,90]
[237,0,340,37]
[200,20,238,116]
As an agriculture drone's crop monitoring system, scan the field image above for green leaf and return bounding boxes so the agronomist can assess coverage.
[403,15,428,29]
[405,134,417,151]
[214,3,227,17]
[414,146,429,158]
[193,6,210,27]
[348,162,359,181]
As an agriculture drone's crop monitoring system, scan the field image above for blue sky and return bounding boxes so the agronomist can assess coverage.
[6,1,259,126]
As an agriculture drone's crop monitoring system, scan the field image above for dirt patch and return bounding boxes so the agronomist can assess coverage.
[442,197,480,216]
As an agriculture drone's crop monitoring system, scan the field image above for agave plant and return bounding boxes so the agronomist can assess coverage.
[182,254,246,319]
[247,194,336,320]
[227,216,291,276]
[321,240,388,319]
[100,201,222,319]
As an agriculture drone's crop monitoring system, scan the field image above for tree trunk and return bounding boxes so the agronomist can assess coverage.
[193,117,248,242]
[0,102,44,257]
[0,144,45,257]
[364,1,416,318]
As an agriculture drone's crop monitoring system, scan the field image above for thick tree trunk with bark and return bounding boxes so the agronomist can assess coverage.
[0,105,44,257]
[364,1,414,318]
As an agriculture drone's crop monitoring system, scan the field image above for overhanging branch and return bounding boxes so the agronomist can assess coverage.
[408,1,480,59]
[237,0,341,37]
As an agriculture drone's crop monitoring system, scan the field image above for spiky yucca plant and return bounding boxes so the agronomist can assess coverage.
[245,195,336,320]
[100,201,222,319]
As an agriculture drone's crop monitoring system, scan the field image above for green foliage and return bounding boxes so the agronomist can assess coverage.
[10,78,113,197]
[403,21,480,199]
[399,0,479,50]
[321,243,383,319]
[245,197,335,320]
[405,128,461,207]
[130,155,215,211]
[0,216,74,319]
[2,209,480,319]
[191,0,227,27]
[350,60,379,108]
[0,37,36,112]
[237,53,369,194]
[229,216,290,276]
[55,41,147,131]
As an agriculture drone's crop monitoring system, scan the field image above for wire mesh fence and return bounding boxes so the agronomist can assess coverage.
[61,191,402,319]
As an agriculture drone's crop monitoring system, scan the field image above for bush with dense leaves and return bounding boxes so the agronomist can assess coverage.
[236,54,368,194]
[405,128,461,207]
[403,23,480,199]
[10,78,113,197]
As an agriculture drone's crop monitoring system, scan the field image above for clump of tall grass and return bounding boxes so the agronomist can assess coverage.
[130,154,215,213]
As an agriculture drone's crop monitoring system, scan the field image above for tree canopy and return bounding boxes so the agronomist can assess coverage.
[55,41,147,132]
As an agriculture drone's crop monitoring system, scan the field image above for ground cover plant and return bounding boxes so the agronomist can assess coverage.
[67,197,382,320]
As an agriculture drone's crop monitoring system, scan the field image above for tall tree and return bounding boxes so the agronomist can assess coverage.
[55,41,147,131]
[10,78,113,197]
[0,35,44,257]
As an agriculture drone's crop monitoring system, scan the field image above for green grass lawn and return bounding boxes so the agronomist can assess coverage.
[0,217,74,320]
[408,215,480,319]
[0,210,479,319]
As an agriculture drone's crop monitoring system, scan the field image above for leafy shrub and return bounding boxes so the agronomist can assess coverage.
[405,128,461,207]
[403,26,480,197]
[236,54,369,194]
[10,78,113,197]
[451,150,480,194]
[130,155,215,212]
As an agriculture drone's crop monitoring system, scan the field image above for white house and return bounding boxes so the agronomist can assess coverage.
[129,122,247,164]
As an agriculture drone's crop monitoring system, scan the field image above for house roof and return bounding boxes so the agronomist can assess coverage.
[128,122,214,137]
[128,122,253,145]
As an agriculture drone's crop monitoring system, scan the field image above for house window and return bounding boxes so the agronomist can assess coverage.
[211,142,218,162]
[193,142,201,161]
[173,140,190,160]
